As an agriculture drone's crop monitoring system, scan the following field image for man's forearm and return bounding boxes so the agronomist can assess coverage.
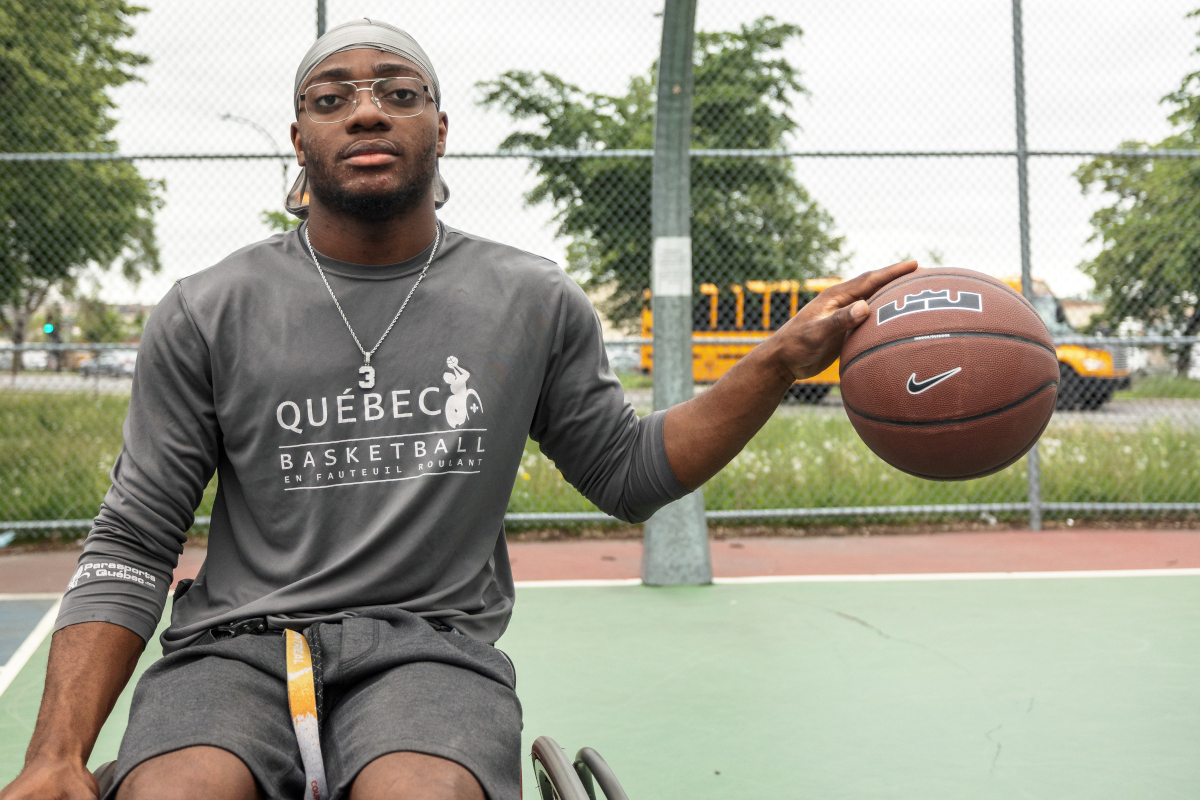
[23,622,145,765]
[662,337,795,491]
[660,261,919,491]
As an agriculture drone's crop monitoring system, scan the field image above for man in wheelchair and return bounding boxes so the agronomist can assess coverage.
[2,19,911,800]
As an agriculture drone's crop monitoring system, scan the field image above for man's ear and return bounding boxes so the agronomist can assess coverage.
[436,111,448,158]
[290,121,306,167]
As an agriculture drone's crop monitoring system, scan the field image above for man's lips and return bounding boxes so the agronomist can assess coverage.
[342,140,398,167]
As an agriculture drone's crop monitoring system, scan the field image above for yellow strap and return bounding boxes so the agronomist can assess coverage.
[286,629,329,800]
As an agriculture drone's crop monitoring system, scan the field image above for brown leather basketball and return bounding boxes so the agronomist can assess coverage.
[839,267,1058,480]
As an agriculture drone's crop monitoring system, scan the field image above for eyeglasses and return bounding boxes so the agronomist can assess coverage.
[300,77,431,124]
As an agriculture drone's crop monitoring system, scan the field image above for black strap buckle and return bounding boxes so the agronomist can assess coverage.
[211,617,269,640]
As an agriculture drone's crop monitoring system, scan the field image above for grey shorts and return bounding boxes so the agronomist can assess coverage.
[106,609,522,800]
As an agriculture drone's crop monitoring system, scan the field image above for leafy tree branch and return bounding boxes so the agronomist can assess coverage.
[479,17,845,330]
[0,0,161,367]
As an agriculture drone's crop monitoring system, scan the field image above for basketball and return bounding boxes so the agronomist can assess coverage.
[839,267,1059,480]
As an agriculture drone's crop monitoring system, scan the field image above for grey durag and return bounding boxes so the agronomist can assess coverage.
[286,18,448,218]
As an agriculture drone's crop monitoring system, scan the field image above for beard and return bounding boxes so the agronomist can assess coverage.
[304,137,438,222]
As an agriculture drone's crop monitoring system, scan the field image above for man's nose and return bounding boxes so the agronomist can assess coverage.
[345,88,391,128]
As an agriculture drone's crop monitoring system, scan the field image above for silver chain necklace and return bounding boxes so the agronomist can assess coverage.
[303,222,442,390]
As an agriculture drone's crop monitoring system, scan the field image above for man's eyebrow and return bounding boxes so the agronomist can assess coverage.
[305,62,423,87]
[307,66,353,84]
[373,62,422,78]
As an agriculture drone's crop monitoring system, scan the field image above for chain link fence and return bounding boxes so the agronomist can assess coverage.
[3,1,1200,538]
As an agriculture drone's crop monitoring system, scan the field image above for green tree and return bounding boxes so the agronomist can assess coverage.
[479,17,844,329]
[76,295,127,343]
[0,0,161,369]
[1076,10,1200,375]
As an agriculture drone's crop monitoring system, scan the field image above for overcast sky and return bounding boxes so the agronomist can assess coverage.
[96,0,1200,306]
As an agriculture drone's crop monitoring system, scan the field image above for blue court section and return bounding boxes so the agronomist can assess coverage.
[0,599,57,665]
[3,577,1200,797]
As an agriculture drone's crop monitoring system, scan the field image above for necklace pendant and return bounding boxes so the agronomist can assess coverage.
[305,224,440,395]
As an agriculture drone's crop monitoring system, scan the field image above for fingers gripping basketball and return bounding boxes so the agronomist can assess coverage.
[840,268,1059,481]
[779,264,910,380]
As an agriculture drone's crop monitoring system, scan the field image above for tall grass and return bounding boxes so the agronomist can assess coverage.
[0,393,217,523]
[3,392,1199,527]
[614,371,654,389]
[1038,423,1200,503]
[510,414,1200,514]
[1116,374,1200,400]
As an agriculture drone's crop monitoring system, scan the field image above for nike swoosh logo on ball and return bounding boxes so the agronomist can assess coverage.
[907,367,963,394]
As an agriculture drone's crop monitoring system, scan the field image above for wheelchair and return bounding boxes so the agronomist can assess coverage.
[530,736,629,800]
[94,739,629,799]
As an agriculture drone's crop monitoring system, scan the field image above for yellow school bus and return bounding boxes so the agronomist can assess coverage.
[639,274,1129,409]
[1001,277,1130,410]
[639,277,843,403]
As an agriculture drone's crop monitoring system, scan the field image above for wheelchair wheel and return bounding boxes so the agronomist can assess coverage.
[531,736,590,800]
[574,747,630,800]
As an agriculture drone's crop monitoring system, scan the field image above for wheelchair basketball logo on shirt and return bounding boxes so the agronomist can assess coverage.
[443,356,483,428]
[67,564,91,590]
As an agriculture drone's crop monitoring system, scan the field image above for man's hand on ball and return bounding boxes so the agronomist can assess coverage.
[770,261,918,381]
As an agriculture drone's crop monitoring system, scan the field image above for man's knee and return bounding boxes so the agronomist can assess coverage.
[116,746,259,800]
[351,752,484,800]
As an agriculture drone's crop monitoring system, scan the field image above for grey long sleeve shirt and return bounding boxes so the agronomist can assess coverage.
[55,224,686,652]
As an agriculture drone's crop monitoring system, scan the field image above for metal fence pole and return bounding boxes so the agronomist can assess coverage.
[642,0,712,586]
[316,0,326,38]
[1011,0,1043,531]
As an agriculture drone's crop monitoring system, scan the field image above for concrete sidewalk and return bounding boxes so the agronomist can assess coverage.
[3,530,1198,593]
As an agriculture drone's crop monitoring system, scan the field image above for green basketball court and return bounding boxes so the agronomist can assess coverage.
[3,573,1198,797]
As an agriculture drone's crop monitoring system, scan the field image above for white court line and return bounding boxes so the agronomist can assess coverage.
[0,599,61,701]
[0,569,1185,696]
[516,567,1200,589]
[0,568,1190,696]
[713,568,1200,584]
[516,578,642,589]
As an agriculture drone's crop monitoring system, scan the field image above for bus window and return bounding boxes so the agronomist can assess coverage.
[744,280,805,331]
[744,281,770,331]
[692,296,712,330]
[715,295,740,330]
[692,283,719,331]
[770,292,793,329]
[742,287,764,331]
[729,285,745,330]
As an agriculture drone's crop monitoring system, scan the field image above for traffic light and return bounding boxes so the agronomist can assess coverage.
[44,314,62,345]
